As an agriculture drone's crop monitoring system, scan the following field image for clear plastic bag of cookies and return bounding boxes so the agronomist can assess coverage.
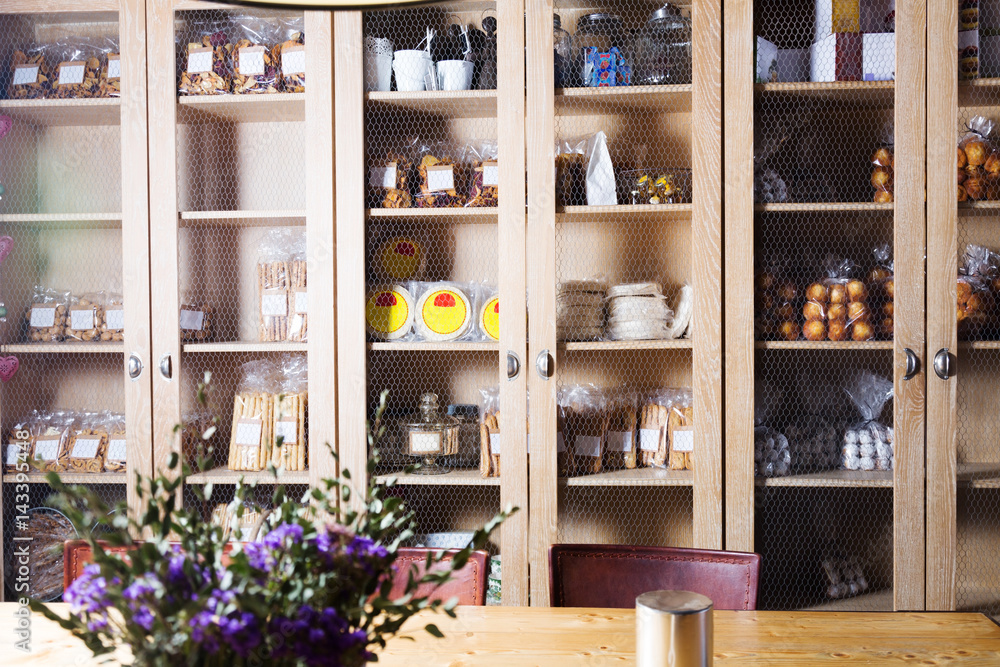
[258,229,292,342]
[97,36,122,98]
[3,412,42,472]
[638,390,670,468]
[559,384,608,477]
[272,354,307,471]
[870,145,894,204]
[866,244,895,340]
[66,292,105,343]
[479,386,500,478]
[180,295,214,342]
[415,142,467,208]
[100,292,125,342]
[231,16,280,94]
[841,371,894,472]
[370,138,417,209]
[958,115,998,202]
[49,37,102,99]
[288,231,308,342]
[604,387,639,470]
[65,412,109,473]
[178,21,233,96]
[465,142,499,208]
[104,412,127,472]
[229,359,278,472]
[274,16,305,93]
[26,286,69,343]
[802,256,873,343]
[32,411,76,473]
[754,257,800,342]
[8,44,52,99]
[958,243,996,340]
[663,388,694,471]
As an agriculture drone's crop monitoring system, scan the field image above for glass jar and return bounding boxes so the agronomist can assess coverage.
[634,4,692,85]
[404,393,460,474]
[553,13,573,88]
[575,13,633,87]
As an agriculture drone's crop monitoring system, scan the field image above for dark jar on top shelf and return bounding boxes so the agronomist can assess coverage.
[554,13,573,88]
[575,12,634,87]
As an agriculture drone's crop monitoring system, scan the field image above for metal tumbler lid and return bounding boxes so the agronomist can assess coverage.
[637,590,713,614]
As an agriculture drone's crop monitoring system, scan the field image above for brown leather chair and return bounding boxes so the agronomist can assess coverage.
[549,544,761,610]
[64,540,238,591]
[389,547,490,606]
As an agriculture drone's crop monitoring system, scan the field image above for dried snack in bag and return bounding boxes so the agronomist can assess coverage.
[555,138,587,207]
[637,392,668,468]
[288,231,308,342]
[104,413,127,472]
[604,388,638,470]
[479,387,500,478]
[372,151,414,209]
[866,244,895,339]
[665,389,694,471]
[50,38,102,99]
[231,17,279,94]
[32,411,75,473]
[274,17,305,92]
[26,286,69,343]
[958,243,996,339]
[258,229,291,342]
[561,384,608,476]
[179,25,233,95]
[9,46,52,99]
[65,412,109,473]
[803,256,872,342]
[229,360,277,472]
[3,413,41,472]
[97,37,122,98]
[870,145,894,203]
[465,142,499,208]
[272,354,308,472]
[180,298,214,342]
[100,292,125,342]
[66,292,104,343]
[959,116,998,202]
[755,258,800,341]
[841,371,894,472]
[416,147,466,208]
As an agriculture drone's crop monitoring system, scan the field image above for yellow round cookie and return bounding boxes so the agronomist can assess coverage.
[480,296,500,341]
[416,286,472,341]
[365,285,413,340]
[377,237,424,281]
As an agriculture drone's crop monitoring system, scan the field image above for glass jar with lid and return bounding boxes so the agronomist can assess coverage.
[553,13,573,88]
[634,3,692,85]
[575,13,633,87]
[405,393,460,474]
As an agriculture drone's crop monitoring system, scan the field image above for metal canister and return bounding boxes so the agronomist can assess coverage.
[635,590,713,666]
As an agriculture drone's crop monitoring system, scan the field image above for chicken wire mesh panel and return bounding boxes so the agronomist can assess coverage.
[182,482,311,543]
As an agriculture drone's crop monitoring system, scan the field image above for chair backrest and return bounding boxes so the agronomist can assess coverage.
[389,547,490,606]
[549,544,761,610]
[64,540,238,591]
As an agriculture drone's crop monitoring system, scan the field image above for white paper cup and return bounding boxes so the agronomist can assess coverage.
[437,59,474,91]
[365,53,393,92]
[393,50,431,91]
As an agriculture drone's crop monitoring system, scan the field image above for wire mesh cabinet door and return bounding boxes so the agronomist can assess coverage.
[147,2,332,532]
[335,1,528,606]
[526,0,723,606]
[725,0,926,611]
[0,0,153,602]
[927,1,1000,619]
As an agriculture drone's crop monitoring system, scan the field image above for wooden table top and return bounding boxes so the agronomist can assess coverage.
[3,603,999,665]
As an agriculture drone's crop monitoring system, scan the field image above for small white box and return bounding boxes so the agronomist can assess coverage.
[756,36,778,83]
[863,33,895,81]
[777,48,810,82]
[810,32,863,82]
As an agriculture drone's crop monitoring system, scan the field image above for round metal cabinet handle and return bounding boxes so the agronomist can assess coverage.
[507,351,521,380]
[535,349,553,380]
[128,353,143,381]
[933,348,953,380]
[159,353,173,381]
[903,348,920,381]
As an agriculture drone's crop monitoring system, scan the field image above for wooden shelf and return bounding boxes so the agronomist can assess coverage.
[0,98,120,126]
[183,342,309,353]
[3,342,124,354]
[366,90,497,118]
[177,93,305,123]
[960,341,1000,350]
[958,463,1000,489]
[560,339,692,351]
[186,469,310,485]
[804,588,894,612]
[179,210,306,226]
[756,470,894,488]
[2,472,126,484]
[557,204,692,221]
[555,84,692,113]
[368,341,499,352]
[0,212,122,229]
[756,341,893,350]
[755,202,894,213]
[561,468,693,487]
[755,81,894,105]
[367,207,498,221]
[374,468,499,486]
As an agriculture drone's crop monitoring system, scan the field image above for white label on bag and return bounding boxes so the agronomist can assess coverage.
[261,292,288,317]
[673,427,694,453]
[607,431,633,453]
[235,418,263,447]
[483,161,499,186]
[106,309,125,331]
[34,438,60,461]
[639,428,660,452]
[58,61,85,86]
[5,444,21,466]
[370,165,397,188]
[30,307,55,328]
[187,47,213,74]
[489,433,500,455]
[239,46,266,75]
[556,432,565,453]
[575,435,601,458]
[13,64,39,85]
[71,438,101,459]
[70,309,95,331]
[107,439,127,462]
[275,419,297,444]
[282,46,306,75]
[180,309,204,331]
[410,432,441,454]
[294,290,308,314]
[107,55,121,79]
[426,165,455,192]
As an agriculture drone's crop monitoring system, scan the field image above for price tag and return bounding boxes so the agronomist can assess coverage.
[483,161,499,186]
[575,435,601,458]
[30,307,56,328]
[426,165,455,192]
[71,438,101,459]
[106,309,125,331]
[639,428,660,452]
[369,164,397,188]
[180,309,205,331]
[294,290,308,314]
[282,45,305,75]
[187,47,213,74]
[235,418,263,447]
[607,431,633,453]
[34,438,61,461]
[410,432,441,454]
[489,433,500,455]
[238,46,266,75]
[261,291,288,317]
[672,427,694,453]
[13,64,39,86]
[107,439,127,462]
[58,61,86,86]
[107,54,121,79]
[275,419,297,444]
[70,308,95,331]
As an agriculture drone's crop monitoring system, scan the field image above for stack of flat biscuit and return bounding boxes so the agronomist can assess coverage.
[557,280,606,341]
[605,282,674,341]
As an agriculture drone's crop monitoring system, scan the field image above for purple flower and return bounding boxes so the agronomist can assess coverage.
[189,588,260,657]
[270,606,373,667]
[263,523,304,550]
[65,564,111,632]
[122,574,159,631]
[242,542,276,571]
